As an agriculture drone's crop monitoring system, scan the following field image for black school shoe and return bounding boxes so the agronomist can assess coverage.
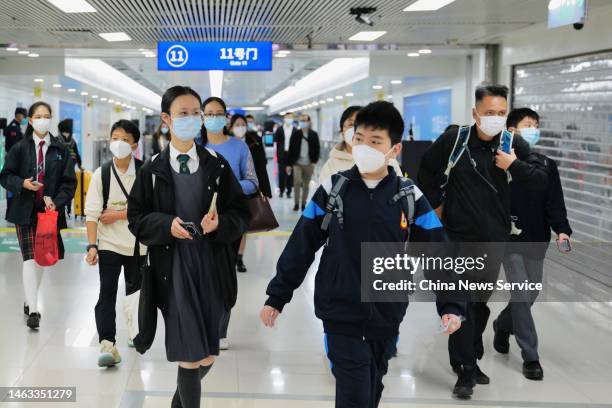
[453,364,489,385]
[236,257,247,273]
[24,303,29,316]
[493,319,510,354]
[452,366,474,399]
[27,312,41,330]
[523,361,544,380]
[292,204,299,211]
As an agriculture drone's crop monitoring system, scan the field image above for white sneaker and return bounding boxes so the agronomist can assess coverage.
[98,340,121,367]
[219,338,229,350]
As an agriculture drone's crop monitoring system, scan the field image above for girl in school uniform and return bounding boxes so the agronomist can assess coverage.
[0,101,77,329]
[128,86,250,408]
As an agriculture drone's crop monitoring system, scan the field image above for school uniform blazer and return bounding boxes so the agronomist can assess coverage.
[0,133,76,228]
[127,144,251,353]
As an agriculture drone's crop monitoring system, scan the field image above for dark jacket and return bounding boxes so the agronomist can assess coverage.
[288,129,320,166]
[418,126,548,242]
[245,130,272,198]
[59,134,82,168]
[509,152,572,258]
[4,119,24,152]
[127,144,251,352]
[0,133,76,228]
[265,166,464,340]
[274,126,300,162]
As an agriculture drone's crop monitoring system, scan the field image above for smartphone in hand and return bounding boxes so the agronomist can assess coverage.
[556,238,571,253]
[180,222,203,237]
[499,130,514,154]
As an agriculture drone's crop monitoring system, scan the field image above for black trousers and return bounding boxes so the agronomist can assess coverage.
[94,250,142,343]
[278,154,293,195]
[326,333,396,408]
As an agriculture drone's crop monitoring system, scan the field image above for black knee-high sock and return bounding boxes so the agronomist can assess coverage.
[171,364,213,408]
[176,366,201,408]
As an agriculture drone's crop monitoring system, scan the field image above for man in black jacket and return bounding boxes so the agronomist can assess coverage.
[4,107,28,216]
[288,114,320,211]
[261,102,464,407]
[418,85,548,398]
[492,108,572,381]
[274,112,299,198]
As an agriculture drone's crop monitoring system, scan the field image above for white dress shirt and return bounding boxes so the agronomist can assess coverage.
[33,133,51,170]
[283,125,293,151]
[169,142,200,174]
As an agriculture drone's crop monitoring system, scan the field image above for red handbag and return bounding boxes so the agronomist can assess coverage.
[34,210,59,267]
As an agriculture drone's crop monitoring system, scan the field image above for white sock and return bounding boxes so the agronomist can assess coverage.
[23,260,43,314]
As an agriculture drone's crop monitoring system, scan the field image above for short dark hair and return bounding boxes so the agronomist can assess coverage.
[340,105,362,132]
[354,101,404,145]
[300,114,311,121]
[161,86,201,114]
[229,113,247,129]
[475,84,509,103]
[202,96,227,112]
[15,107,27,116]
[506,108,539,129]
[58,118,73,134]
[246,114,255,120]
[444,124,460,133]
[283,111,294,117]
[111,119,140,143]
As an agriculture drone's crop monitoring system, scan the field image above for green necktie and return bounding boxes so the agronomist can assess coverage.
[177,154,190,174]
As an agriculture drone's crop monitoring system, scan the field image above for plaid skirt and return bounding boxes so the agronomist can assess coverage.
[16,218,65,262]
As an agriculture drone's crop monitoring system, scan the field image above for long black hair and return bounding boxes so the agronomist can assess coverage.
[25,101,53,139]
[200,96,229,145]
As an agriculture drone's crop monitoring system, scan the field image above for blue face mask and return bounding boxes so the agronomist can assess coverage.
[299,121,309,129]
[204,116,227,133]
[247,122,255,131]
[20,118,28,126]
[171,116,202,141]
[520,128,540,146]
[161,126,169,135]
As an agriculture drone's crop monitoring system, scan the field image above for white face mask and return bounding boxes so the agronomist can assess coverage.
[109,140,133,159]
[233,125,247,139]
[343,128,355,146]
[32,118,51,135]
[352,144,391,174]
[284,118,293,126]
[476,113,507,137]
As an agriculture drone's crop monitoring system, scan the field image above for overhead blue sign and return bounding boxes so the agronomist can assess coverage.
[157,41,273,71]
[403,89,451,141]
[548,0,587,29]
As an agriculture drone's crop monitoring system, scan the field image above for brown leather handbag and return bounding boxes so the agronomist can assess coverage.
[247,189,279,232]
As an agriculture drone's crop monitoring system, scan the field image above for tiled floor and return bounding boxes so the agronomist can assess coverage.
[1,194,611,408]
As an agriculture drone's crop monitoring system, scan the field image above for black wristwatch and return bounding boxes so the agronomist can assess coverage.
[86,244,98,252]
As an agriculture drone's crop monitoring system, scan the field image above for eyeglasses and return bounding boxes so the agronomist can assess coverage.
[203,114,226,120]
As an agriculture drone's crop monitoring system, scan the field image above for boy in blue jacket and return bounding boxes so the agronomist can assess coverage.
[260,101,464,407]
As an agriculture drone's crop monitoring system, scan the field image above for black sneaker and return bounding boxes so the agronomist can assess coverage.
[301,203,306,211]
[287,192,292,199]
[236,259,247,273]
[292,204,299,211]
[452,366,474,399]
[523,361,544,380]
[493,319,510,354]
[279,192,283,198]
[24,303,29,316]
[27,312,41,330]
[474,364,490,384]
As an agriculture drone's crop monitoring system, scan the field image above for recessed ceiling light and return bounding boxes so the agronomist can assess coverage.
[100,97,107,101]
[312,102,319,106]
[345,92,354,97]
[243,106,265,111]
[326,98,334,102]
[34,78,44,82]
[403,0,456,11]
[373,85,383,90]
[391,80,403,84]
[80,91,88,96]
[274,53,288,58]
[108,99,115,103]
[349,31,387,42]
[6,47,19,51]
[67,88,76,92]
[407,52,420,57]
[319,100,326,104]
[419,48,432,54]
[116,101,122,105]
[52,83,62,88]
[99,32,131,42]
[335,95,343,100]
[277,50,291,55]
[18,50,29,55]
[27,53,39,58]
[47,0,96,13]
[92,95,98,99]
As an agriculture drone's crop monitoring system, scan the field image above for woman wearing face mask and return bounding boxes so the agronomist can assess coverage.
[0,101,77,330]
[319,105,403,183]
[128,86,250,408]
[152,122,171,156]
[199,98,258,351]
[84,120,145,367]
[230,113,272,198]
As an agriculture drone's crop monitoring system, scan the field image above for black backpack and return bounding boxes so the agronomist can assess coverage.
[101,159,143,210]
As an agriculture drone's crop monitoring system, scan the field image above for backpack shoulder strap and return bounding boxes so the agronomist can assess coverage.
[320,173,350,232]
[101,160,113,210]
[389,177,416,225]
[441,125,471,189]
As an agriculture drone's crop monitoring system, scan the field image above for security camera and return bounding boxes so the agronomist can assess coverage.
[350,7,377,26]
[355,14,374,26]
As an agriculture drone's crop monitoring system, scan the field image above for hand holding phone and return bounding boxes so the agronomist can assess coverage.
[556,237,571,253]
[180,221,203,237]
